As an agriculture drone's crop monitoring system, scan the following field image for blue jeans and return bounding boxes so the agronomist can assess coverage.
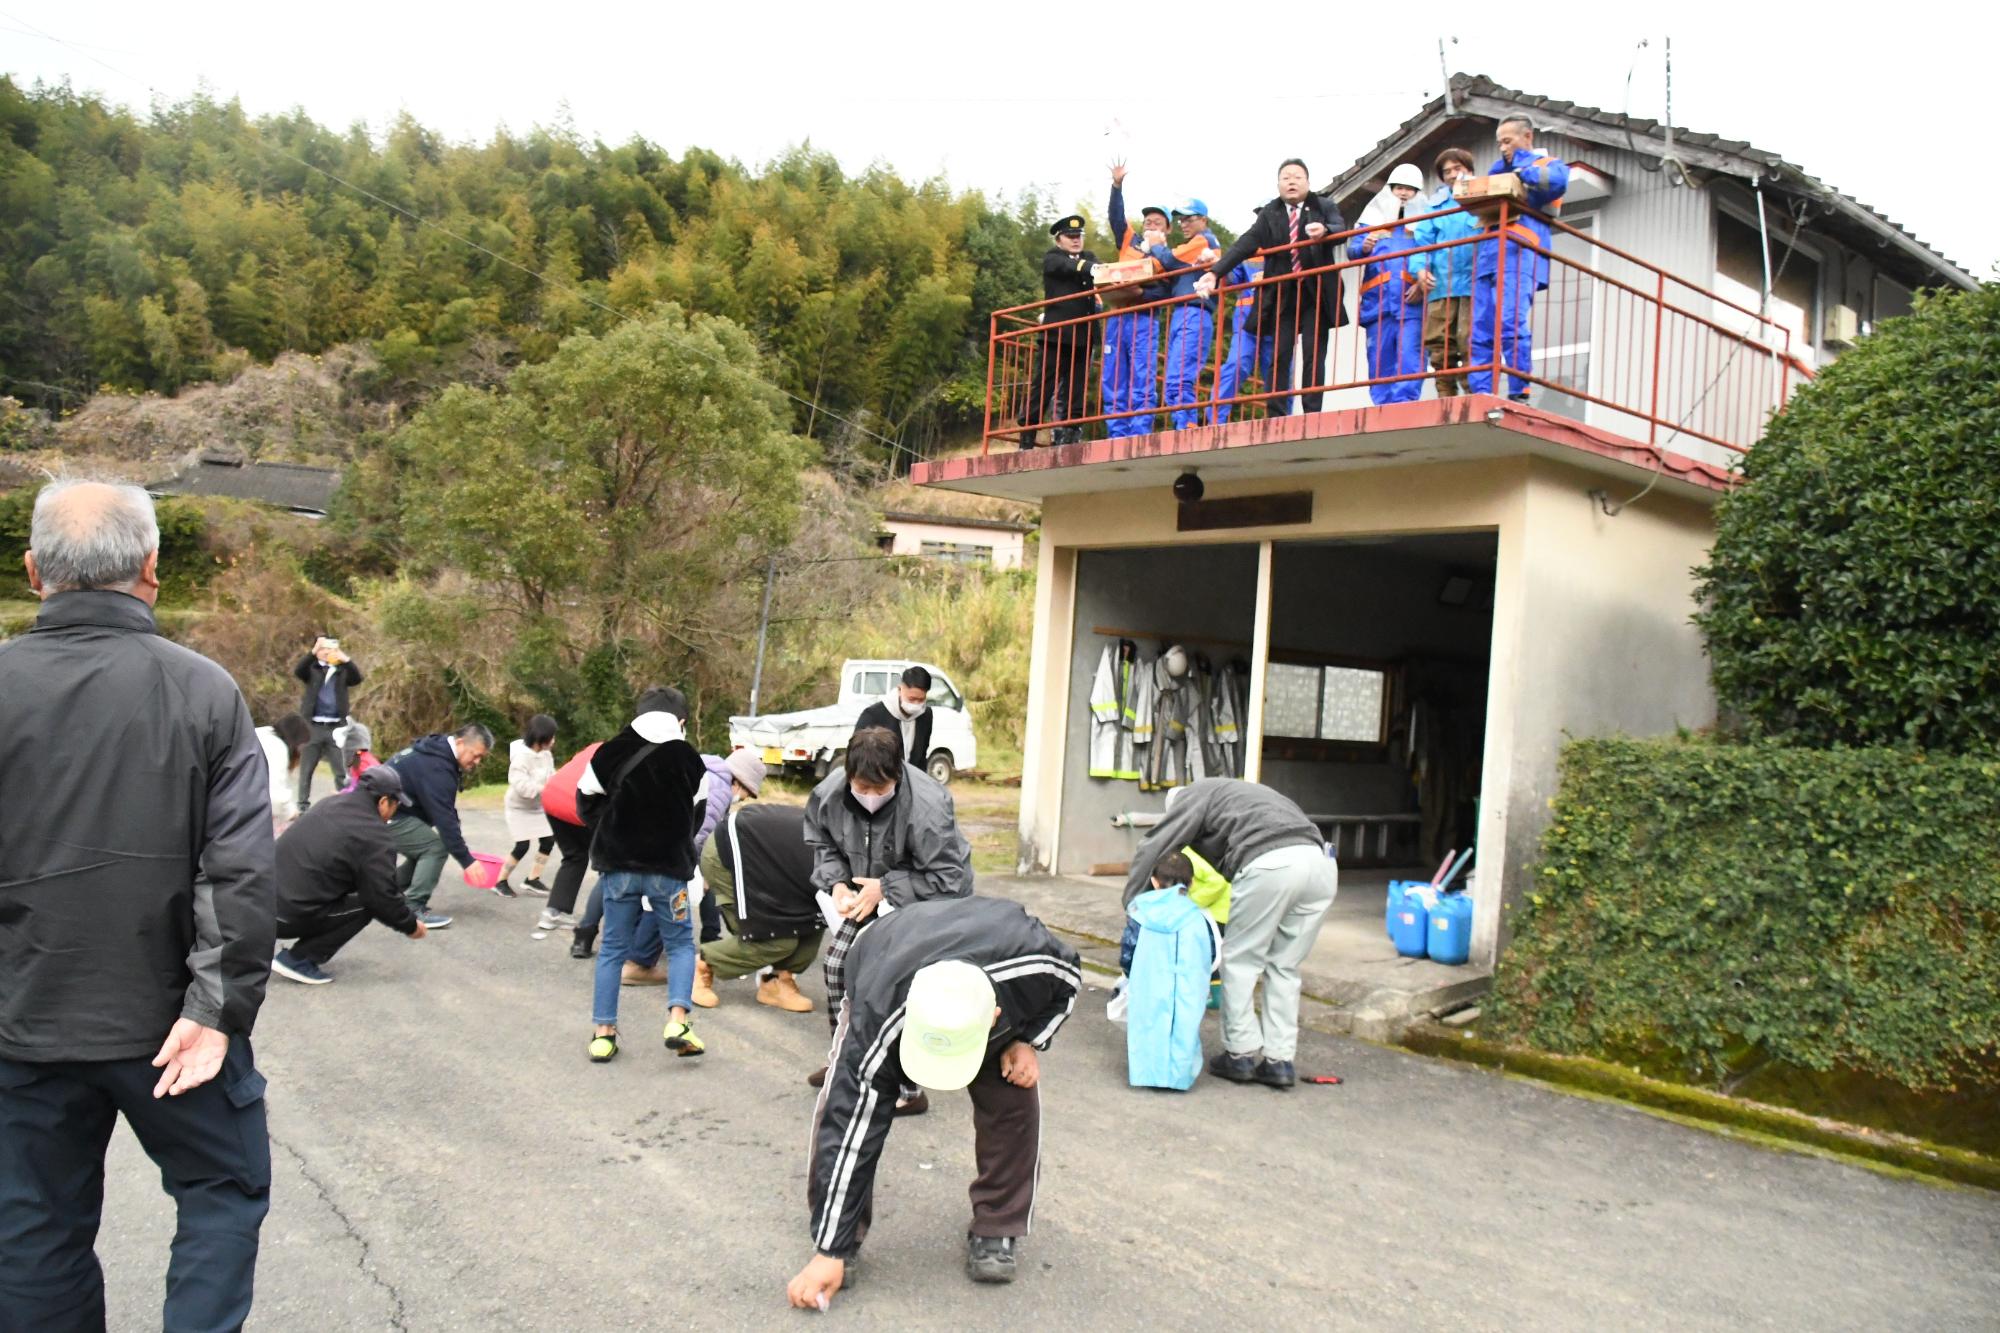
[591,872,695,1027]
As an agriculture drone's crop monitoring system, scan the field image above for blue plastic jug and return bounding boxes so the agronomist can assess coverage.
[1426,893,1473,965]
[1389,882,1431,959]
[1384,880,1425,939]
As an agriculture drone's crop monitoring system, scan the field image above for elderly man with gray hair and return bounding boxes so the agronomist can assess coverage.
[0,479,277,1330]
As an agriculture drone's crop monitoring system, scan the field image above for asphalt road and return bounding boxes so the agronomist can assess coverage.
[96,815,2000,1331]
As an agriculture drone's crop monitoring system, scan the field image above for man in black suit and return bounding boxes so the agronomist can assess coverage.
[1197,159,1348,415]
[855,665,933,770]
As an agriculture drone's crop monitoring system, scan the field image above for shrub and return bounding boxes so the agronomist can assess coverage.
[1486,736,2000,1094]
[1693,284,2000,750]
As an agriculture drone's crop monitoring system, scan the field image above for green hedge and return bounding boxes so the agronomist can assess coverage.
[1487,737,2000,1095]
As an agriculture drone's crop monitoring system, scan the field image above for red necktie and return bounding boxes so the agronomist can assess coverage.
[1288,205,1301,269]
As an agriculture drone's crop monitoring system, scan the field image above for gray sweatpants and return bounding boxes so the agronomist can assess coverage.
[1219,842,1338,1062]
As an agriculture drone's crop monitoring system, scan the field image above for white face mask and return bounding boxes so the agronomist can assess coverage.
[851,785,895,814]
[893,692,928,720]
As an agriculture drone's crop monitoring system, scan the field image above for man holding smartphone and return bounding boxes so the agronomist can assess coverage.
[292,633,364,812]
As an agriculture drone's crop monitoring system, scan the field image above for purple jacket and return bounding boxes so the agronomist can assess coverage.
[698,754,733,854]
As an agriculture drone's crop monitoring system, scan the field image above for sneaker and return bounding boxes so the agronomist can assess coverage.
[490,877,518,898]
[893,1091,929,1117]
[1208,1049,1258,1083]
[524,878,550,897]
[806,1065,828,1089]
[966,1234,1018,1284]
[588,1032,619,1063]
[1252,1058,1297,1089]
[663,1020,705,1058]
[272,948,332,985]
[418,911,452,930]
[536,908,580,931]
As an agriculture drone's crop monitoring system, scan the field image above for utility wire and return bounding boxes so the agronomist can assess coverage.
[1,11,936,468]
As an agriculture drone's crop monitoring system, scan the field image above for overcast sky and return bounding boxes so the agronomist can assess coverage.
[6,4,1995,280]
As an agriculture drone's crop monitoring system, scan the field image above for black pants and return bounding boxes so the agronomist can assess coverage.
[548,818,594,915]
[277,893,371,965]
[1267,308,1337,415]
[1022,324,1095,434]
[296,720,345,808]
[0,1042,270,1333]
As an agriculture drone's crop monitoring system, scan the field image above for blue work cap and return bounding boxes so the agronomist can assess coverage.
[1172,198,1210,218]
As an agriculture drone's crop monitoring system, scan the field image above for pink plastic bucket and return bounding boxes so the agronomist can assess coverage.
[463,853,506,889]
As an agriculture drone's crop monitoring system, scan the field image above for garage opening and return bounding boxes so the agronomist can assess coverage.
[1262,532,1496,879]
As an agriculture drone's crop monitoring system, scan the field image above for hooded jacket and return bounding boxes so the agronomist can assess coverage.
[385,733,474,868]
[809,897,1081,1258]
[855,694,932,768]
[579,710,710,879]
[0,590,276,1060]
[1120,778,1322,906]
[802,763,972,908]
[275,788,418,936]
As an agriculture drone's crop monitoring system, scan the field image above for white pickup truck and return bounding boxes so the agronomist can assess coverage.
[728,658,978,785]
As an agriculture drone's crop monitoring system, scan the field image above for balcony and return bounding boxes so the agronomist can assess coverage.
[915,204,1809,501]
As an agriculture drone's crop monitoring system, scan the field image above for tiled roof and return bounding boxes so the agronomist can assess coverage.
[1326,73,1974,288]
[153,459,341,514]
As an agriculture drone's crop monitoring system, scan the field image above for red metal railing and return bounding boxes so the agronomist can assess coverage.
[982,202,1806,459]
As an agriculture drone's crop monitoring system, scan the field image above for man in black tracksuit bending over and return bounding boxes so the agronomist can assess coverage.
[788,896,1081,1310]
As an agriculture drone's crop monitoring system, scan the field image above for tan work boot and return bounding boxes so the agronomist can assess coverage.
[620,960,667,987]
[691,957,719,1009]
[758,970,814,1013]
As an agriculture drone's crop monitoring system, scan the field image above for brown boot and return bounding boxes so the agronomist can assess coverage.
[620,961,667,987]
[758,970,813,1013]
[691,957,719,1009]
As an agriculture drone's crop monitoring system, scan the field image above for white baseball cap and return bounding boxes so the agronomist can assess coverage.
[899,960,997,1091]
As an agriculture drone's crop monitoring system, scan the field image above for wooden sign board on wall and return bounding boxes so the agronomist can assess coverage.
[1177,491,1313,532]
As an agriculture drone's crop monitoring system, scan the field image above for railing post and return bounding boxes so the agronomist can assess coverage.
[982,311,997,455]
[1491,201,1509,396]
[1206,263,1226,424]
[1648,271,1666,446]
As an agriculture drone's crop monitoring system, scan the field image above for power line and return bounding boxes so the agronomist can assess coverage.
[1,11,934,468]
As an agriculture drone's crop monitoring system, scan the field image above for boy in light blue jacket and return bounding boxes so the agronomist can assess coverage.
[1119,851,1222,1090]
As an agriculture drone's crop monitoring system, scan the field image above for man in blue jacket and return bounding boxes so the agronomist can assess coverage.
[1407,148,1482,396]
[1467,118,1569,400]
[1103,163,1169,438]
[1208,252,1269,424]
[1148,198,1223,429]
[384,723,492,930]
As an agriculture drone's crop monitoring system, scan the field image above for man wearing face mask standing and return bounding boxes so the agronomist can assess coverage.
[804,726,973,1116]
[854,665,933,771]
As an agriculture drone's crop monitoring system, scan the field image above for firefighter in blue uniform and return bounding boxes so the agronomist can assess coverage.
[1348,163,1428,405]
[1147,198,1224,430]
[1020,214,1099,448]
[1103,164,1169,438]
[1208,253,1268,424]
[1467,116,1569,400]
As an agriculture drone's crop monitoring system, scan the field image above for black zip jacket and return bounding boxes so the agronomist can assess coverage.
[274,789,418,936]
[0,591,276,1060]
[384,734,473,867]
[809,897,1081,1258]
[293,652,363,721]
[706,801,820,942]
[854,698,931,768]
[582,719,709,879]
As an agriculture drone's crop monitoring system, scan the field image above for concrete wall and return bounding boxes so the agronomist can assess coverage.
[1055,544,1260,874]
[1483,456,1718,959]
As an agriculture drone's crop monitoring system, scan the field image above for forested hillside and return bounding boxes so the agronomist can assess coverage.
[0,77,1049,459]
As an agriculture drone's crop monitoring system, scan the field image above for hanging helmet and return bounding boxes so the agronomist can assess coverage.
[1387,163,1425,192]
[1162,645,1190,678]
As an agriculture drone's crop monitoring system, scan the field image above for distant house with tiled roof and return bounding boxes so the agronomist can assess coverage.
[151,450,341,516]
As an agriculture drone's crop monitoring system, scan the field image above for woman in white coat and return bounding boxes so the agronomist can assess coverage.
[500,713,559,896]
[257,713,314,836]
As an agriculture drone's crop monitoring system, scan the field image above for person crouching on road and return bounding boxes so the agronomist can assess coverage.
[787,897,1082,1310]
[581,685,712,1064]
[271,766,429,985]
[804,725,974,1116]
[696,763,823,1012]
[383,722,493,931]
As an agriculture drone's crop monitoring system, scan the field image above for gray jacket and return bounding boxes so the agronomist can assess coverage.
[1122,778,1323,905]
[0,591,277,1061]
[803,763,973,908]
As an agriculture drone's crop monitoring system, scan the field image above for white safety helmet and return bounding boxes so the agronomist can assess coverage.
[1162,645,1190,678]
[1387,163,1425,192]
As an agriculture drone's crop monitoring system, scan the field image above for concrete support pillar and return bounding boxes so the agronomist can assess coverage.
[1243,538,1274,781]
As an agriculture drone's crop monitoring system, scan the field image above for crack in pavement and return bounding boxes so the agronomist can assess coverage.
[270,1134,411,1332]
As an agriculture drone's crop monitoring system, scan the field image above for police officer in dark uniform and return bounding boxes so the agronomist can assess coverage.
[1019,215,1098,449]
